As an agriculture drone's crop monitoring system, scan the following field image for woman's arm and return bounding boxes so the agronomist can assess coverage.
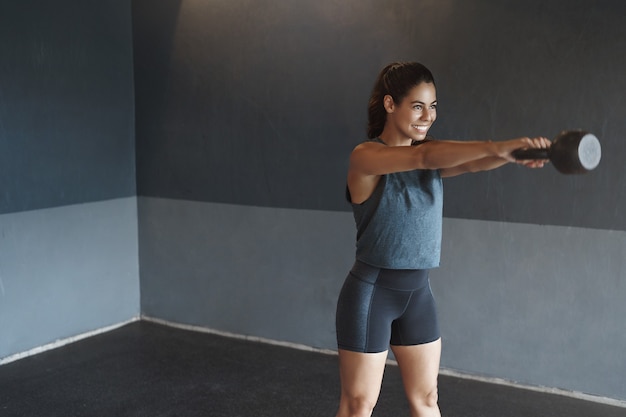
[347,137,549,204]
[349,137,545,176]
[439,156,509,178]
[439,155,549,178]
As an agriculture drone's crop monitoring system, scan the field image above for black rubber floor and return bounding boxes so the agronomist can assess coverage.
[0,321,623,417]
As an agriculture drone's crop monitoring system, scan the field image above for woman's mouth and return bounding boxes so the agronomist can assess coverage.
[412,125,430,133]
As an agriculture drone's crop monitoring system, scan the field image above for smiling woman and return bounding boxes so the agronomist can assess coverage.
[335,61,552,417]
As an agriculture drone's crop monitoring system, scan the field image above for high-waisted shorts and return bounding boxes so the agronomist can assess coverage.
[336,260,440,353]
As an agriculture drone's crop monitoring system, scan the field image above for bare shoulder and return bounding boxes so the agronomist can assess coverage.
[349,139,424,176]
[351,140,385,154]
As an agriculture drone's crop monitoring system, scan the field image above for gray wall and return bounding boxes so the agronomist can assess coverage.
[139,199,350,348]
[434,219,626,399]
[0,199,140,360]
[134,0,626,402]
[0,0,139,360]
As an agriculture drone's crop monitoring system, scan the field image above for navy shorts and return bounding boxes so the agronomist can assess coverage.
[336,260,440,353]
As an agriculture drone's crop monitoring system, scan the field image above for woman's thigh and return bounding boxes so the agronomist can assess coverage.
[336,349,388,411]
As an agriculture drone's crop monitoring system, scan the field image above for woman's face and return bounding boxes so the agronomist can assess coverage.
[386,82,437,141]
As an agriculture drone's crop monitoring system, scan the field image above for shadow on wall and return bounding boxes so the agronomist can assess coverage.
[132,0,183,195]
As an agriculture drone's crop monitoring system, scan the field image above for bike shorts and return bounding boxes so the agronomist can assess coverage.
[336,260,440,353]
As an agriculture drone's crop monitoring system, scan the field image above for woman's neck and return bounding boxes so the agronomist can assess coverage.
[378,134,413,147]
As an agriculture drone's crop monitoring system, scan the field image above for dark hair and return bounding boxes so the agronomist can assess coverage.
[367,62,436,139]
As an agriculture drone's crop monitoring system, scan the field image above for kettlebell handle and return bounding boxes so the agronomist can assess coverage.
[511,148,549,160]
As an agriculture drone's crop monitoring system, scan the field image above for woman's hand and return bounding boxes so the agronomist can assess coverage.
[495,136,551,167]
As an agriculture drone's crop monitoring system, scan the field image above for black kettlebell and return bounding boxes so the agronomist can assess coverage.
[512,130,602,174]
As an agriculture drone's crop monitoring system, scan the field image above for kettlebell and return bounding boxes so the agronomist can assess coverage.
[512,130,601,174]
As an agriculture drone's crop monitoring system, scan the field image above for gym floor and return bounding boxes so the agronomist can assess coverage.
[0,321,623,417]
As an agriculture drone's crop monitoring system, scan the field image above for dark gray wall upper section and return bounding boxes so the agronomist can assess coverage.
[0,0,135,215]
[134,0,626,231]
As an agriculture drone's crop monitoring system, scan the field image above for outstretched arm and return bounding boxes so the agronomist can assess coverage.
[349,137,549,176]
[438,138,550,177]
[439,155,549,177]
[439,156,509,178]
[347,137,550,204]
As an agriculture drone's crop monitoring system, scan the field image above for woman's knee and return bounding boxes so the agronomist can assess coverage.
[341,395,378,417]
[425,385,438,407]
[408,385,438,412]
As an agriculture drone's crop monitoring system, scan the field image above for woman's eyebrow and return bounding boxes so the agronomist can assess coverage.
[410,100,438,105]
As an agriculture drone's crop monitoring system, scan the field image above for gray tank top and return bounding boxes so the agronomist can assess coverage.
[348,139,443,269]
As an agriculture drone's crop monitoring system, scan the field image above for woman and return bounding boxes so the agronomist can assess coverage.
[335,62,549,417]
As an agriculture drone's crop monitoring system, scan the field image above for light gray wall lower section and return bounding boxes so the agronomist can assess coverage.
[0,198,140,360]
[139,197,354,349]
[138,197,625,401]
[432,219,626,401]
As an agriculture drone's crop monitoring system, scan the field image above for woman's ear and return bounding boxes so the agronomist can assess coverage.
[383,94,395,114]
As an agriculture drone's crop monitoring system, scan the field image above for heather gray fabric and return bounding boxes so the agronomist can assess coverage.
[349,139,443,269]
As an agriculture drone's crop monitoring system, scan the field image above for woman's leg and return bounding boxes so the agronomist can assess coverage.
[335,349,388,417]
[390,338,442,417]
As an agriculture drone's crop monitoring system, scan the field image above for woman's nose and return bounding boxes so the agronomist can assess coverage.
[420,109,432,121]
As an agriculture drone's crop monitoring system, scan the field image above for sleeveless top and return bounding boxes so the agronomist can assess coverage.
[347,138,443,269]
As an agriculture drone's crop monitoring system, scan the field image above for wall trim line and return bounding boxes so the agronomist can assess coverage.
[0,317,141,366]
